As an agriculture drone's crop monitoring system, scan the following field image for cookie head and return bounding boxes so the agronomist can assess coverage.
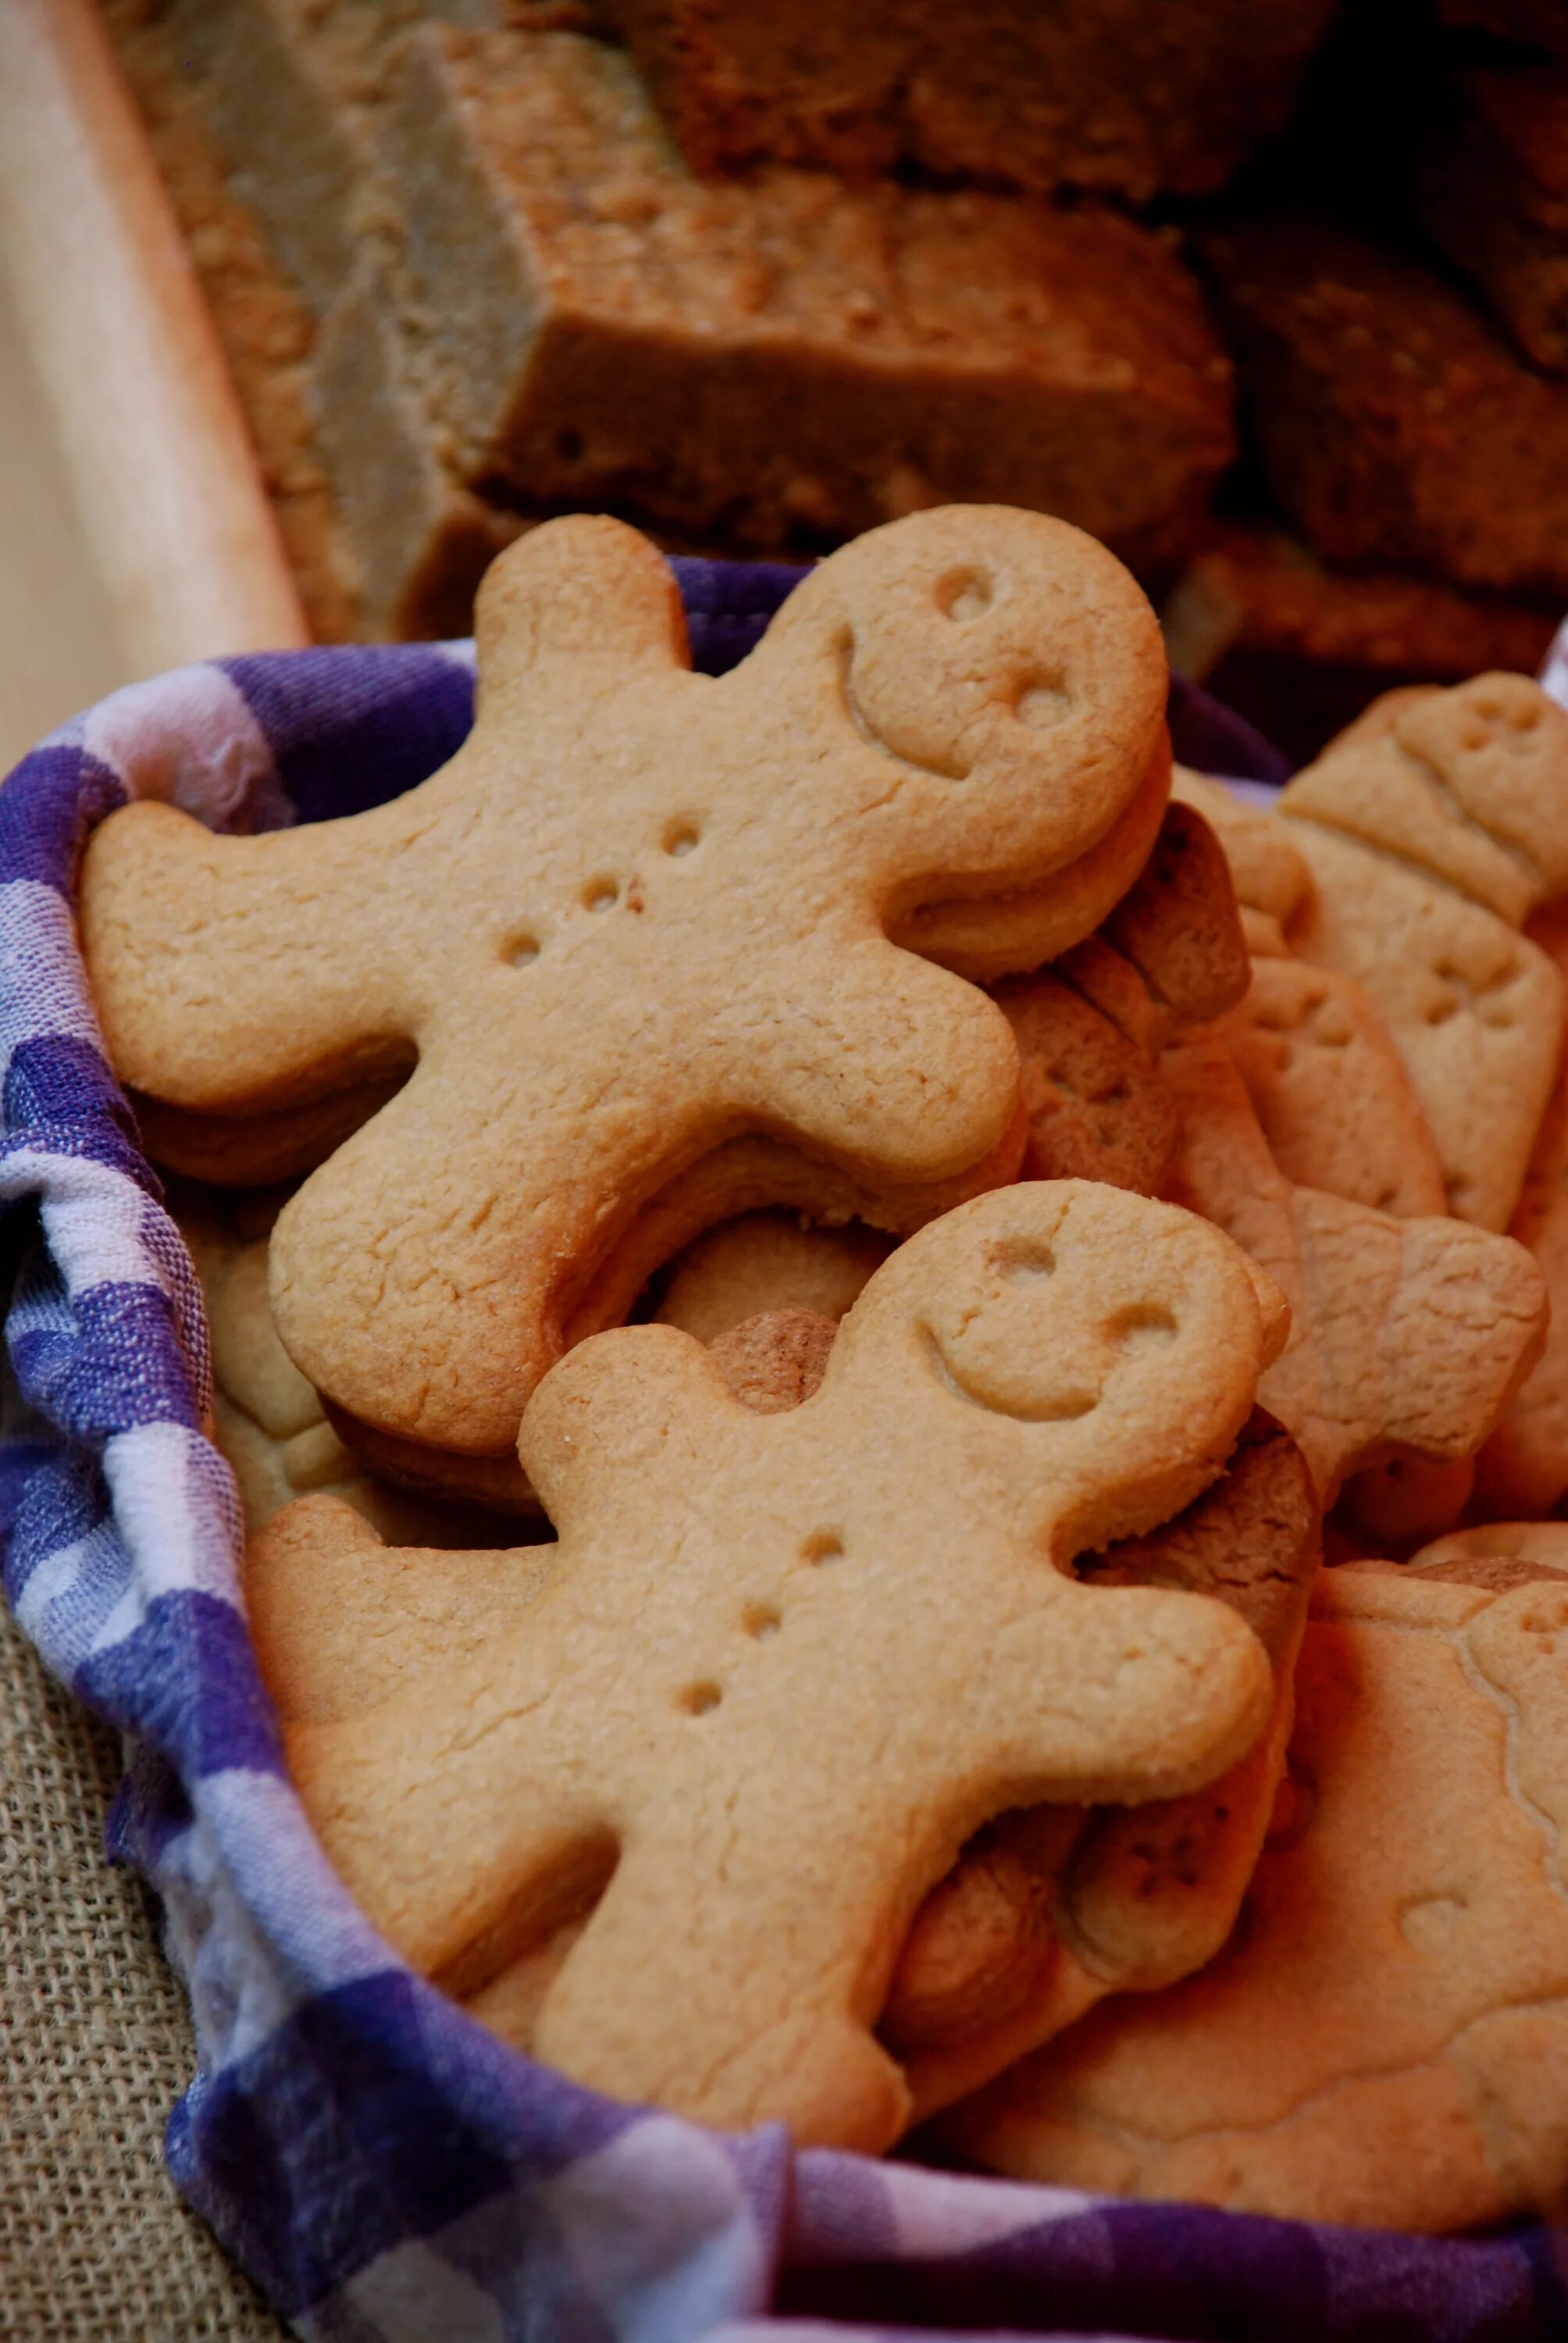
[768,503,1167,892]
[1393,673,1568,898]
[836,1181,1290,1554]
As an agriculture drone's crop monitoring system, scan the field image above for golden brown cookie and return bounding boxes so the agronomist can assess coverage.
[1218,953,1447,1220]
[1171,769,1449,1218]
[997,975,1179,1195]
[903,737,1171,983]
[173,1186,522,1545]
[946,1566,1568,2233]
[1096,797,1249,1035]
[1163,1025,1545,1515]
[1278,674,1568,1230]
[982,793,1248,1200]
[326,1120,1025,1508]
[259,1181,1279,2150]
[1477,898,1568,1515]
[654,1212,893,1345]
[1409,1520,1568,1578]
[83,507,1165,1486]
[704,1307,837,1414]
[889,1409,1319,2120]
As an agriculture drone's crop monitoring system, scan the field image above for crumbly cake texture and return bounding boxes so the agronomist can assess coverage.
[1203,216,1568,603]
[249,1181,1281,2149]
[109,5,1237,632]
[1413,62,1568,377]
[81,506,1167,1487]
[946,1565,1568,2234]
[369,25,1234,580]
[1277,674,1568,1233]
[98,0,364,642]
[595,0,1335,201]
[1162,1026,1546,1514]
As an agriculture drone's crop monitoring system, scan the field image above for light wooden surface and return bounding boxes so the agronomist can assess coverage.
[0,0,308,772]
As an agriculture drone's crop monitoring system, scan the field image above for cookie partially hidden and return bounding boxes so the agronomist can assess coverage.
[945,1565,1568,2232]
[252,1182,1279,2150]
[888,1407,1319,2120]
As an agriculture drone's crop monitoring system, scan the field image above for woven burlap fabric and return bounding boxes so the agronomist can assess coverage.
[0,1600,287,2341]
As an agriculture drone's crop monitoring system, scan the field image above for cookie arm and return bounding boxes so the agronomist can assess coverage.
[80,800,415,1110]
[979,1581,1274,1808]
[730,939,1022,1185]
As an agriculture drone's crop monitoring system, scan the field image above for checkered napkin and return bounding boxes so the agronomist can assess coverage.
[1,558,1563,2343]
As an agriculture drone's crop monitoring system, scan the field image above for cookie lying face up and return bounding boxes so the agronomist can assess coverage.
[82,505,1166,1492]
[946,1564,1568,2234]
[255,1182,1278,2151]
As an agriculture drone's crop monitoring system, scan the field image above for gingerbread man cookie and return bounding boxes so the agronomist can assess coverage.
[946,1564,1568,2234]
[656,1218,892,1343]
[173,1185,526,1545]
[255,1182,1278,2150]
[1163,1025,1545,1520]
[1173,769,1448,1219]
[1277,674,1568,1230]
[1476,898,1568,1515]
[83,508,1166,1489]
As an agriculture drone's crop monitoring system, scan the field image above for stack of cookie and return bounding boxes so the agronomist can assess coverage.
[76,505,1568,2230]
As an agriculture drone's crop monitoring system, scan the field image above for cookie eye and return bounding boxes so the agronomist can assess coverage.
[801,1529,843,1566]
[678,1681,723,1717]
[583,879,619,912]
[503,931,540,967]
[997,1240,1056,1283]
[936,568,992,622]
[663,819,701,857]
[1014,677,1071,731]
[1107,1303,1178,1355]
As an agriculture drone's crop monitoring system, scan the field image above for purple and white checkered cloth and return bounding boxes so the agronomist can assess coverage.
[3,562,1566,2341]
